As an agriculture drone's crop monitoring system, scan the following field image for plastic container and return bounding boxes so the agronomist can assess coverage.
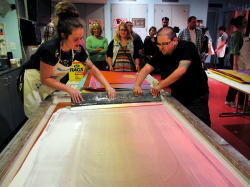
[10,59,17,68]
[69,61,86,81]
[16,58,21,67]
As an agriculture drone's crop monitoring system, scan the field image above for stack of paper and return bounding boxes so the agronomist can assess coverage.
[208,68,250,84]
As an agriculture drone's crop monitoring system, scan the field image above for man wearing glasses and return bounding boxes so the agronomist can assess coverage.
[133,27,211,127]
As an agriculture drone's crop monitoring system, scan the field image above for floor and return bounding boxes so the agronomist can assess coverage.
[152,74,250,161]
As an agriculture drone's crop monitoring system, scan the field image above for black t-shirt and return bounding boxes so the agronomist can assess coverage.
[24,37,88,70]
[148,40,209,104]
[200,35,208,53]
[144,36,158,56]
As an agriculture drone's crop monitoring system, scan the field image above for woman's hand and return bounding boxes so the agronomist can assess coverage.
[105,86,116,100]
[68,87,83,103]
[233,56,239,70]
[95,48,104,54]
[136,64,140,72]
[109,66,114,71]
[233,65,238,70]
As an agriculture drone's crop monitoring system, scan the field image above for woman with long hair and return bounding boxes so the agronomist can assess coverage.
[23,2,115,118]
[107,22,140,72]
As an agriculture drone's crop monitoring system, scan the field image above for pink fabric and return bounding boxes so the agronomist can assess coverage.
[9,104,245,186]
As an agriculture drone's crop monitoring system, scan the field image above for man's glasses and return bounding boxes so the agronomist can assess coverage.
[120,29,128,32]
[127,25,133,27]
[156,40,172,47]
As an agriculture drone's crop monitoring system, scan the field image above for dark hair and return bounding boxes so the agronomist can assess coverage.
[230,16,245,28]
[149,26,157,32]
[173,26,180,33]
[55,2,77,19]
[126,21,132,25]
[157,27,176,40]
[57,2,85,41]
[188,16,197,23]
[162,17,169,21]
[201,27,208,35]
[219,26,226,32]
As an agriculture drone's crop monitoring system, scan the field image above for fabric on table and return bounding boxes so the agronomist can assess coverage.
[9,104,245,187]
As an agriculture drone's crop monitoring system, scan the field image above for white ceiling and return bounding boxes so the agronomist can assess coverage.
[51,0,107,3]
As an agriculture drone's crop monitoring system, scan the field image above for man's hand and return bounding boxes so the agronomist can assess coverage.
[150,85,162,98]
[133,85,143,97]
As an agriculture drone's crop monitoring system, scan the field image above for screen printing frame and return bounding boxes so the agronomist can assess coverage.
[0,80,250,186]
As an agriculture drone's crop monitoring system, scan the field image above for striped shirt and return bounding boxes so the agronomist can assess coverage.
[113,48,134,72]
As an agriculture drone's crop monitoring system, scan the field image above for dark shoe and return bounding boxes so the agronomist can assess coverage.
[225,101,236,108]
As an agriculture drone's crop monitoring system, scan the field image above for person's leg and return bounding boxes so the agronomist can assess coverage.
[238,92,245,105]
[218,57,225,69]
[237,92,249,110]
[230,54,234,68]
[184,93,211,127]
[226,87,238,102]
[225,54,237,107]
[93,61,107,71]
[98,61,108,71]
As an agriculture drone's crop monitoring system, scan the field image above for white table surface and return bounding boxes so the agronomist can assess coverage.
[206,70,250,95]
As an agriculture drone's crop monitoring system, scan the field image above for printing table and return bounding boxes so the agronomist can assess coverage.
[0,75,250,186]
[206,71,250,117]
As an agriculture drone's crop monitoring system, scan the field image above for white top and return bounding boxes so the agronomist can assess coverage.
[189,29,196,46]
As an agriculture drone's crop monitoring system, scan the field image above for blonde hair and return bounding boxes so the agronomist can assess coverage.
[90,22,102,36]
[114,22,132,42]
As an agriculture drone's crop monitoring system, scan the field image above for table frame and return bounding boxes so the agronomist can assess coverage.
[206,71,250,117]
[1,75,250,185]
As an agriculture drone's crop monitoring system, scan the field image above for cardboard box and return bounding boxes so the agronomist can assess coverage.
[69,61,87,81]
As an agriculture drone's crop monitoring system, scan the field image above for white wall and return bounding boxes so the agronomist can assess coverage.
[104,0,209,42]
[209,0,250,34]
[0,0,22,60]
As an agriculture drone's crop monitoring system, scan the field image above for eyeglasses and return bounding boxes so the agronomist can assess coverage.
[157,40,172,47]
[127,25,133,27]
[120,29,128,32]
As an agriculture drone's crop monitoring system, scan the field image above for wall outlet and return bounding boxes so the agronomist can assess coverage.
[10,42,16,50]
